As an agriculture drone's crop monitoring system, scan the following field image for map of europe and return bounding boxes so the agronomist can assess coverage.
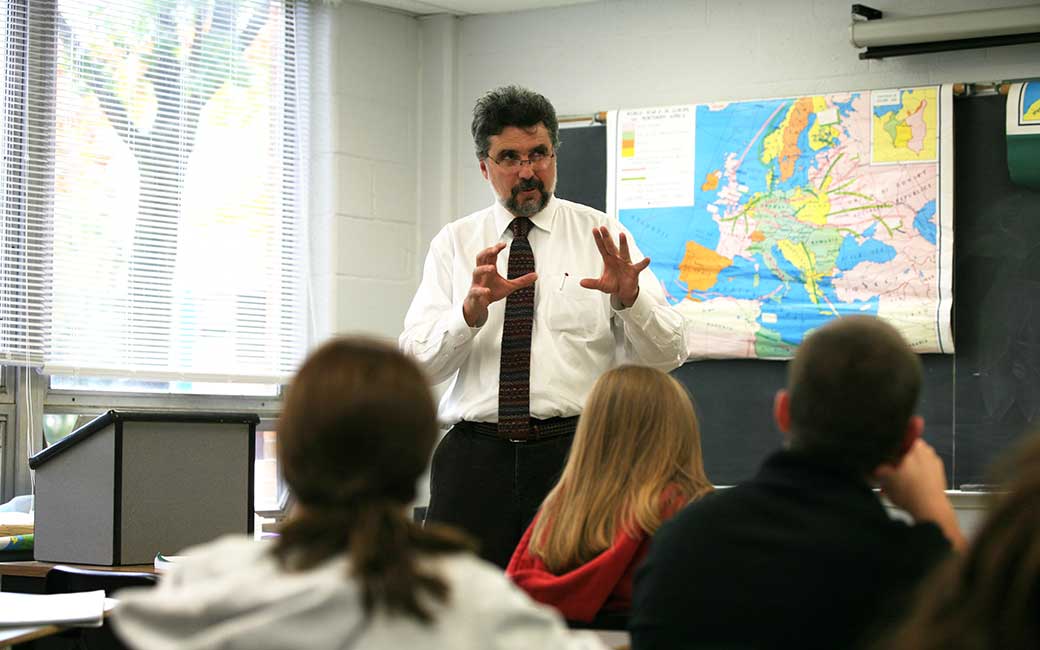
[1023,82,1040,122]
[611,86,953,359]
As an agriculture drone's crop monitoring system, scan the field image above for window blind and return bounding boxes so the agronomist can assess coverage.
[0,0,309,383]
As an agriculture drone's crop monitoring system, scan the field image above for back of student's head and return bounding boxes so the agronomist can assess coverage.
[882,431,1040,650]
[786,315,921,475]
[531,365,713,573]
[278,337,434,507]
[273,337,471,623]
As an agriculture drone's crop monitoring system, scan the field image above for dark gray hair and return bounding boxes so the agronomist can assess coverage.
[471,85,560,160]
[787,316,922,475]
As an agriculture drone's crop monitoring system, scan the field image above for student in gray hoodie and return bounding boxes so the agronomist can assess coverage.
[113,337,605,650]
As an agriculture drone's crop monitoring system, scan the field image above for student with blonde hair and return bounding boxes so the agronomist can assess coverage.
[507,364,713,623]
[113,338,607,650]
[883,431,1040,650]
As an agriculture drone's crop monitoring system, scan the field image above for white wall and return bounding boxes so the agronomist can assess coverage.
[315,2,423,340]
[453,0,1040,214]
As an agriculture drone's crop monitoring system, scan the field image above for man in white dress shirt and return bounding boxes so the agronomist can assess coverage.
[400,86,686,568]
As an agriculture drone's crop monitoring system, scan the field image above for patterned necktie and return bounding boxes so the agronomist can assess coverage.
[498,217,535,440]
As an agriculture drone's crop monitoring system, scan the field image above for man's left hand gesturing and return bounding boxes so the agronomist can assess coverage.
[580,226,650,308]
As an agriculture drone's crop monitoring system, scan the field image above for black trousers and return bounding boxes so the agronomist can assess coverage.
[424,420,575,569]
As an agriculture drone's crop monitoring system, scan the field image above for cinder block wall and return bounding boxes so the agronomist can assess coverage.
[454,0,1040,213]
[316,3,422,340]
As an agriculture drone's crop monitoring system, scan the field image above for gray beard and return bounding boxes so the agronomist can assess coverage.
[505,182,549,217]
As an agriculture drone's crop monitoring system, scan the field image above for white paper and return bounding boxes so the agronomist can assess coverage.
[0,590,105,627]
[612,105,696,210]
[154,552,184,573]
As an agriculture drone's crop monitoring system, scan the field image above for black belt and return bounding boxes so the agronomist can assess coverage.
[463,416,578,442]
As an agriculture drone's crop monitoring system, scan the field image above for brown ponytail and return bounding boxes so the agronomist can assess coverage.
[271,338,474,623]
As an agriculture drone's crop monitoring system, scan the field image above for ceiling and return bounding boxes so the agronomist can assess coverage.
[342,0,599,16]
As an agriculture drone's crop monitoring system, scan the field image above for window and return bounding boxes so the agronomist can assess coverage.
[49,375,279,397]
[254,421,286,514]
[0,0,310,384]
[42,412,83,447]
[0,419,5,495]
[1,1,307,507]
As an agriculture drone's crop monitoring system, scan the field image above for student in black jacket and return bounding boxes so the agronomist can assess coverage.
[631,315,964,650]
[883,431,1040,650]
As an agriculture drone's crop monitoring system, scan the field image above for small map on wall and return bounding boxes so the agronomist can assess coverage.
[1017,81,1040,123]
[607,85,954,359]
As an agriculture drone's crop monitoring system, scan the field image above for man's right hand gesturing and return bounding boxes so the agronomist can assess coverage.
[463,242,538,327]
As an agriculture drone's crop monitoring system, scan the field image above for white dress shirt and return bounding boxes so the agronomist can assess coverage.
[400,196,687,425]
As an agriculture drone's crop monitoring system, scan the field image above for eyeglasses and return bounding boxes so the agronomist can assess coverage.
[487,151,555,171]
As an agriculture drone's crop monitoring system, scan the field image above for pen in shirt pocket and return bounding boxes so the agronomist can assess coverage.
[558,272,569,291]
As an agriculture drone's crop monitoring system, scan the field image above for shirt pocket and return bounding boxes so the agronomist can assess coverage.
[545,273,609,336]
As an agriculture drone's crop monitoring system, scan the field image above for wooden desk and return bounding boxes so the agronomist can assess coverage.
[0,562,156,594]
[0,622,62,647]
[0,562,156,579]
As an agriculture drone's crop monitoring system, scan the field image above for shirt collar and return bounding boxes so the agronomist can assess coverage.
[757,448,874,493]
[493,194,559,237]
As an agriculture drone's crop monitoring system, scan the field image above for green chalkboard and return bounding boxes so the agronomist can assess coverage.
[953,92,1040,487]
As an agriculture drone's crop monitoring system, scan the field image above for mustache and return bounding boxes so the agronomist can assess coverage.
[512,178,544,196]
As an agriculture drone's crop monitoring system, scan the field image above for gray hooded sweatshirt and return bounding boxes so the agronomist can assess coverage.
[111,535,606,650]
